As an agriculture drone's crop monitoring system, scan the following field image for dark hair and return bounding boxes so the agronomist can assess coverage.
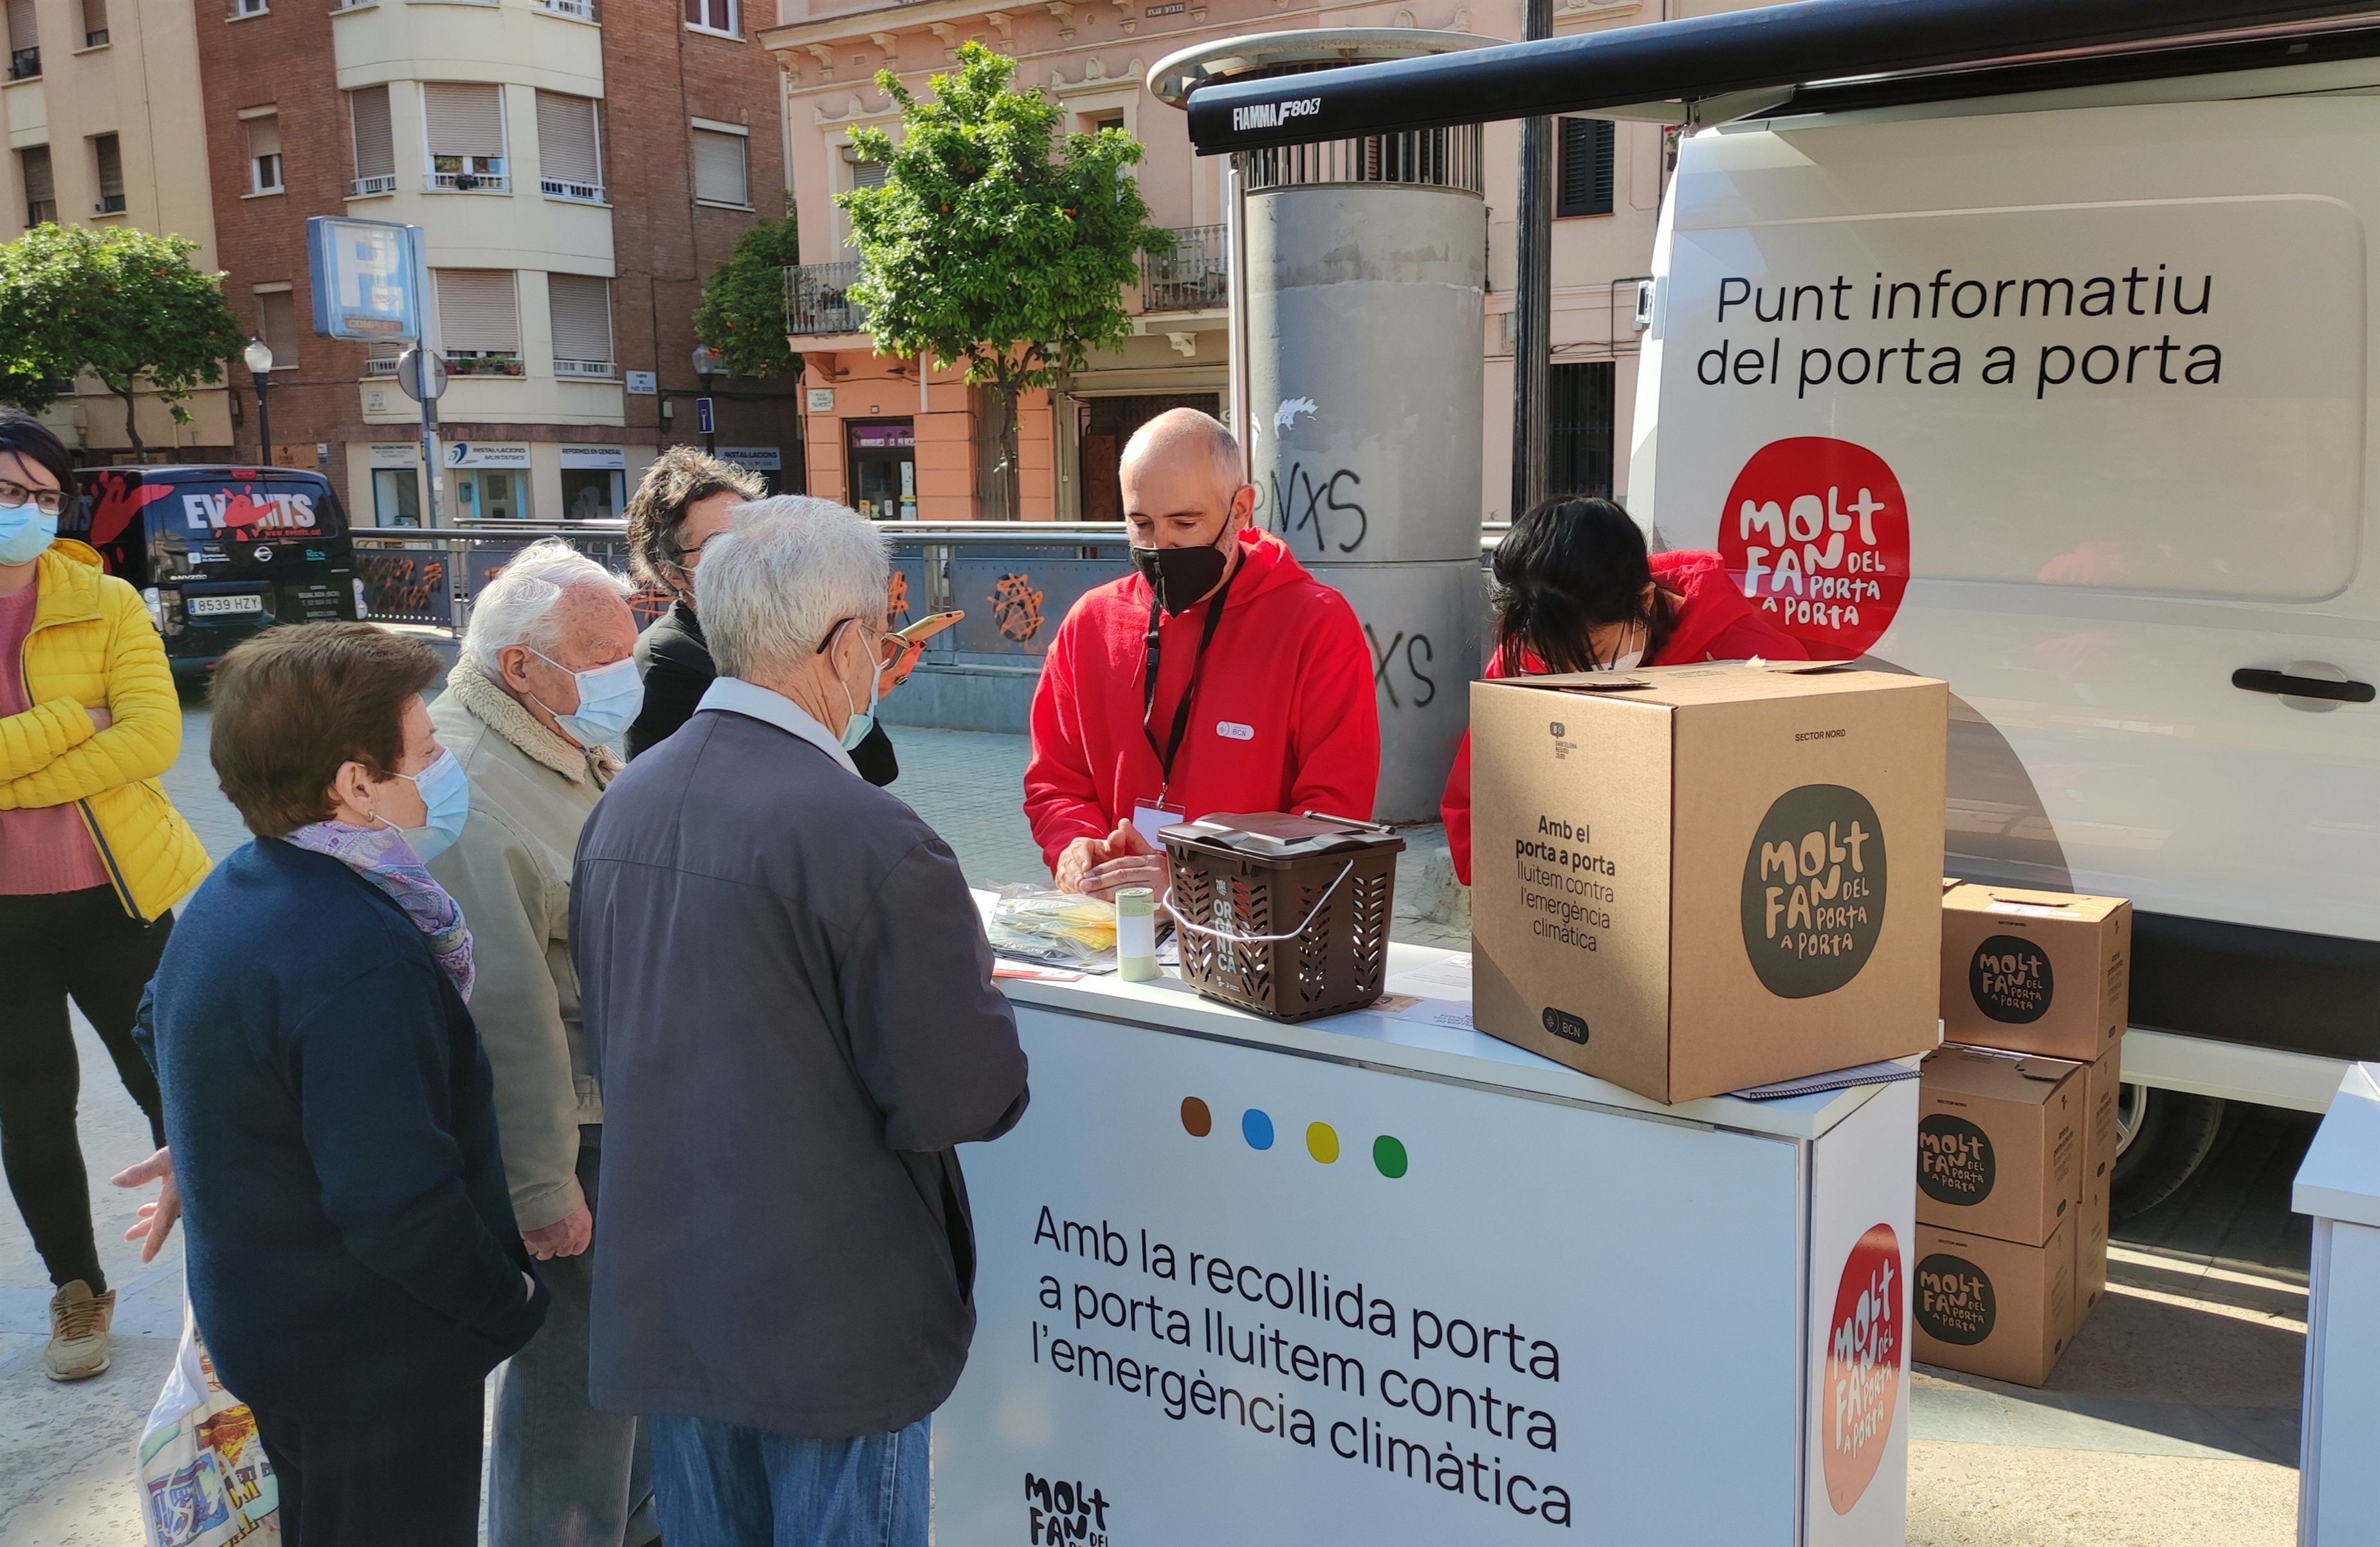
[623,446,765,590]
[209,623,441,838]
[1489,496,1669,676]
[0,411,77,495]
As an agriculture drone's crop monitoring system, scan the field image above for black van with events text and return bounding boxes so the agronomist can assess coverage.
[67,465,363,675]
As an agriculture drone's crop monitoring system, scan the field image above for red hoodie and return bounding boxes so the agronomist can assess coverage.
[1025,526,1381,872]
[1440,550,1808,885]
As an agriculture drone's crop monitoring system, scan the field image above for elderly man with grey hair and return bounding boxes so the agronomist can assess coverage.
[425,536,650,1546]
[572,497,1029,1546]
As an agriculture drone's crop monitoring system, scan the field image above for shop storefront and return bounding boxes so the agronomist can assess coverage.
[446,441,533,522]
[367,443,423,527]
[847,420,916,520]
[561,446,627,522]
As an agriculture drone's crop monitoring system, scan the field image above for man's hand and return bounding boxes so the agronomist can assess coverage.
[86,705,112,733]
[881,635,926,692]
[1054,833,1117,896]
[522,1203,592,1261]
[1076,819,1168,902]
[111,1147,179,1263]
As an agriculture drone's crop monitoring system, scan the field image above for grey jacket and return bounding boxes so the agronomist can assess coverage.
[571,693,1029,1438]
[428,661,616,1234]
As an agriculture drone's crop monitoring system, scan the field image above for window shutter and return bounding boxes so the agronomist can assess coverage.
[80,0,104,42]
[7,0,37,53]
[547,274,612,365]
[350,86,394,179]
[94,134,123,199]
[436,269,520,352]
[20,145,52,203]
[1556,117,1614,218]
[535,92,600,187]
[851,157,888,192]
[691,128,747,205]
[260,292,300,370]
[423,82,506,160]
[246,116,282,161]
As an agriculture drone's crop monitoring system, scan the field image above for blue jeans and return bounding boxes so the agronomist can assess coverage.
[648,1413,929,1547]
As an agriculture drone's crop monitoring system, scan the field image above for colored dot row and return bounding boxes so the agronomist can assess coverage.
[1179,1097,1408,1178]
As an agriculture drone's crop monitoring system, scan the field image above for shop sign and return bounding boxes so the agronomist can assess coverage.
[850,423,915,449]
[719,446,783,472]
[305,217,421,342]
[561,446,627,470]
[445,442,533,468]
[368,443,419,468]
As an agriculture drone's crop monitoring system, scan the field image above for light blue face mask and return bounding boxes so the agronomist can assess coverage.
[0,500,59,566]
[835,621,887,751]
[391,748,470,862]
[530,650,646,747]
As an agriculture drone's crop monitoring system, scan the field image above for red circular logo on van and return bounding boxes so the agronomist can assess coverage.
[1823,1222,1904,1515]
[1719,438,1909,660]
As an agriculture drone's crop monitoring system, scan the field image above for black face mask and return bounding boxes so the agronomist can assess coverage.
[1131,531,1232,616]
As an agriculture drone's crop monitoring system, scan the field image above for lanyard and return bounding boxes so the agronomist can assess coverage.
[1141,563,1238,791]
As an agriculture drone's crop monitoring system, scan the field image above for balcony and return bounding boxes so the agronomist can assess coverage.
[365,353,401,377]
[447,351,524,378]
[786,260,865,337]
[554,357,616,380]
[535,0,597,17]
[541,176,604,203]
[351,174,398,196]
[430,157,508,194]
[1141,224,1227,313]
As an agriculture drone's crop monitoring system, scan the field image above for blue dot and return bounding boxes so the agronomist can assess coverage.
[1241,1108,1275,1150]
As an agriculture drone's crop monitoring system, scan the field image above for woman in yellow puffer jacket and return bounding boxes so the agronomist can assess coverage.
[0,412,208,1384]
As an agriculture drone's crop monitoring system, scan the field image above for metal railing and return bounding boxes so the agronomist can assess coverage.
[535,0,596,16]
[786,260,865,336]
[350,173,398,196]
[1141,224,1227,313]
[541,176,604,203]
[554,357,616,380]
[428,167,509,194]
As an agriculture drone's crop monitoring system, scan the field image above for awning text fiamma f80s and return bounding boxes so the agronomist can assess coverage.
[1184,0,2380,152]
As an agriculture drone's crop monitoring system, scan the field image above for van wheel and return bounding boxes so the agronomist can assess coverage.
[2111,1083,2226,1221]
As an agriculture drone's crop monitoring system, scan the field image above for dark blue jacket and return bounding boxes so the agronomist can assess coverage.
[138,838,546,1418]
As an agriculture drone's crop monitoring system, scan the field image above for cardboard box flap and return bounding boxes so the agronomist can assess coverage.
[1945,884,2128,923]
[1923,1044,2082,1104]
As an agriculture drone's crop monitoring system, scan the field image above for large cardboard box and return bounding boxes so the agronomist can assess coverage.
[1469,663,1948,1104]
[1941,885,2131,1063]
[2076,1038,2123,1321]
[1918,1044,2084,1247]
[1914,1220,2075,1387]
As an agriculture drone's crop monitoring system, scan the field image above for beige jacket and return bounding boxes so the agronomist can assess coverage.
[427,659,619,1234]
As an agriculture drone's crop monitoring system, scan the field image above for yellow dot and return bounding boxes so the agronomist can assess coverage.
[1306,1122,1340,1164]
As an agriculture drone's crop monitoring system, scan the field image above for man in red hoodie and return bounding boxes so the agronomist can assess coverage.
[1026,410,1379,899]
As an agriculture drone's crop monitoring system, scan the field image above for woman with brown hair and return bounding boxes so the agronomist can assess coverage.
[128,621,545,1546]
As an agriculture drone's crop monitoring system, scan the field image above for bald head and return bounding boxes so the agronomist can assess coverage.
[1119,408,1253,553]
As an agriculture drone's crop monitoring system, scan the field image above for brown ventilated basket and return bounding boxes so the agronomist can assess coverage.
[1160,811,1404,1023]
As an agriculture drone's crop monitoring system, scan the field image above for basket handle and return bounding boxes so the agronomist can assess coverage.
[1162,860,1356,946]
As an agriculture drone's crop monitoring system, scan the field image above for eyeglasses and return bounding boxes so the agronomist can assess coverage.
[816,615,904,669]
[0,479,66,516]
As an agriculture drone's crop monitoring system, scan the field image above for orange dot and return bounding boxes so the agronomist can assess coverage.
[1180,1097,1213,1137]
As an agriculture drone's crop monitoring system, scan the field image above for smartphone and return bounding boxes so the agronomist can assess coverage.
[895,609,964,646]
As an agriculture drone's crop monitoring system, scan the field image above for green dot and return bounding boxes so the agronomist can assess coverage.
[1372,1135,1409,1179]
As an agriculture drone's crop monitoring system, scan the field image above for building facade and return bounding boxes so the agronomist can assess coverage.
[764,0,1759,522]
[0,0,233,459]
[194,0,803,528]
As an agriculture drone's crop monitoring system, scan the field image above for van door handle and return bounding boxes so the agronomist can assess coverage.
[2231,668,2375,704]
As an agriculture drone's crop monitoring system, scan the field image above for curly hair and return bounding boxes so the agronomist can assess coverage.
[623,446,765,591]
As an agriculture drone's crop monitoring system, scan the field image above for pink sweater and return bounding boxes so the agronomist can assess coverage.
[0,581,111,895]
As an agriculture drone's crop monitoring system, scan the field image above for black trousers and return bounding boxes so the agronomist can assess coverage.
[253,1386,486,1547]
[0,884,172,1294]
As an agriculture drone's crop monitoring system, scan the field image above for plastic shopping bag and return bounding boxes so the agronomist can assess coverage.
[136,1300,280,1547]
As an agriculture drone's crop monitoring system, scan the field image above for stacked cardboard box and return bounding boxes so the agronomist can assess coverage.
[1915,884,2132,1384]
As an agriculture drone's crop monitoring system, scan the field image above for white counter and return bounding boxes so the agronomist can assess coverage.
[933,946,1916,1545]
[2296,1062,2380,1544]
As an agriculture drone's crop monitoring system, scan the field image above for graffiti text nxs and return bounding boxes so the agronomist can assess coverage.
[181,491,320,532]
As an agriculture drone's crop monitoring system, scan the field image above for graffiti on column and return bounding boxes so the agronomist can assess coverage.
[1362,622,1437,710]
[1258,464,1369,556]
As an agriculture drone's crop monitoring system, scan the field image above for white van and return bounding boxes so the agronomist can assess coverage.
[1632,67,2380,1211]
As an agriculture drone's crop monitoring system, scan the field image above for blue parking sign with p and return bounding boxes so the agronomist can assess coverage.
[306,216,423,342]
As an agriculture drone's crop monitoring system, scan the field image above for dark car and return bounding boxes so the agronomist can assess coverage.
[66,465,362,675]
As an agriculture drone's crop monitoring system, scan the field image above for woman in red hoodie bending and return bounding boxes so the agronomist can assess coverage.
[1441,496,1808,885]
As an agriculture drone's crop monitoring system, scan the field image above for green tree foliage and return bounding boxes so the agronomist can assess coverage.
[0,224,241,449]
[695,215,805,381]
[841,43,1166,518]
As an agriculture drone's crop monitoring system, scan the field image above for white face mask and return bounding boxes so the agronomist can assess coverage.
[1593,622,1647,672]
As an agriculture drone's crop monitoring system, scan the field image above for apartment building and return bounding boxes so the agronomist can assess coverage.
[0,0,232,458]
[764,0,1756,520]
[196,0,802,528]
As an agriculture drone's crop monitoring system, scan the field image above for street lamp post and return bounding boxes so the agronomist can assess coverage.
[693,345,720,455]
[243,336,275,467]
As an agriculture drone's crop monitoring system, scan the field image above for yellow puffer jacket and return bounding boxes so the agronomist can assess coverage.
[1,539,210,919]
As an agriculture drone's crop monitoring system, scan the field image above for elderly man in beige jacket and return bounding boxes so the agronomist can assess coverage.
[426,538,648,1547]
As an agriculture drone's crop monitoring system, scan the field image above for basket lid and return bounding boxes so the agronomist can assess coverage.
[1159,810,1405,857]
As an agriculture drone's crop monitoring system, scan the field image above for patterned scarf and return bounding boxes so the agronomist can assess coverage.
[282,821,475,1001]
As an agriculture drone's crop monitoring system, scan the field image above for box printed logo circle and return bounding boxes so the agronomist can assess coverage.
[1739,783,1887,998]
[1970,933,2055,1023]
[1824,1223,1904,1514]
[1719,437,1910,660]
[1914,1252,1997,1346]
[1916,1114,1997,1207]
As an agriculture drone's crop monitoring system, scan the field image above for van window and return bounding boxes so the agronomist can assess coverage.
[163,480,345,542]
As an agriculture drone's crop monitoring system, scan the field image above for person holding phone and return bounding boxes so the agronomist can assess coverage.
[1024,409,1379,900]
[622,450,908,786]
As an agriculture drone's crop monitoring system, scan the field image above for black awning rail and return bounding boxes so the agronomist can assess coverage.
[1184,0,2380,153]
